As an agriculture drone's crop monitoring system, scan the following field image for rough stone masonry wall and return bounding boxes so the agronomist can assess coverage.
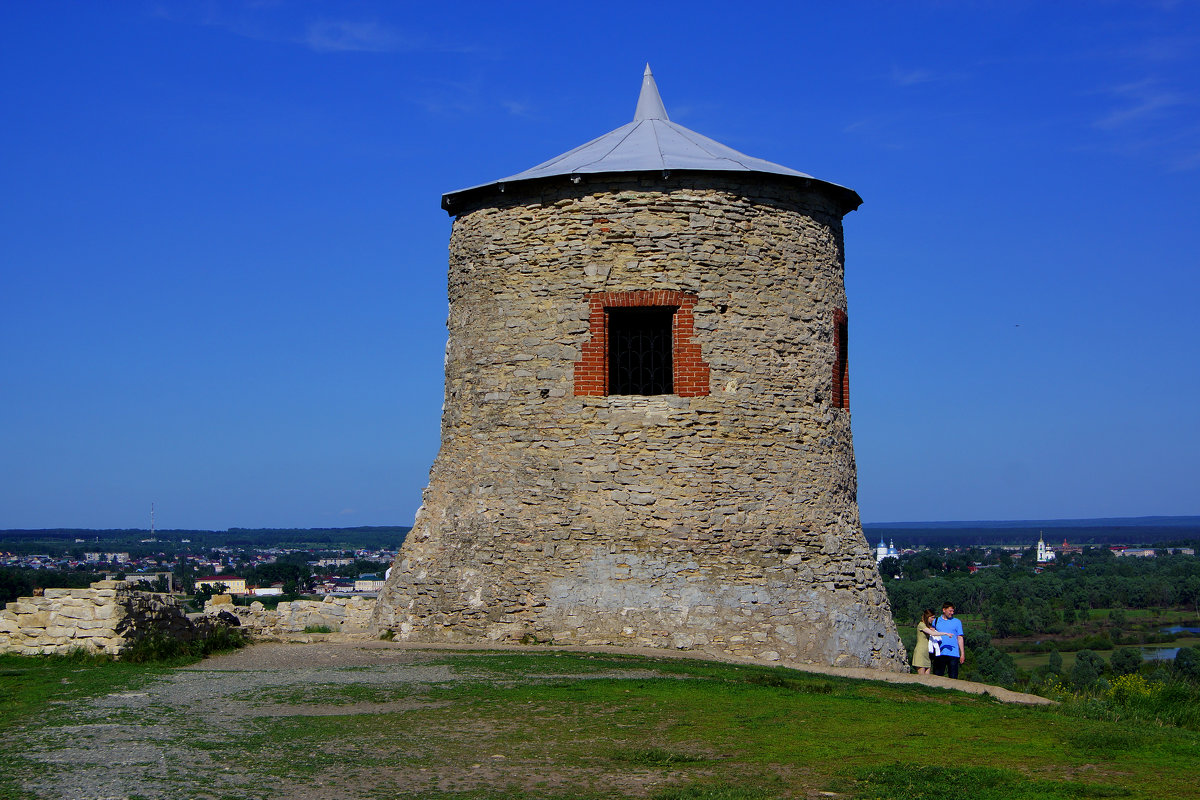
[0,581,198,656]
[206,595,375,637]
[376,175,908,671]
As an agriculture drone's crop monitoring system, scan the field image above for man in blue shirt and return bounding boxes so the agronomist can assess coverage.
[932,602,965,679]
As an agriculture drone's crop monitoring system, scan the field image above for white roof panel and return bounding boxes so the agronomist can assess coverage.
[443,66,858,211]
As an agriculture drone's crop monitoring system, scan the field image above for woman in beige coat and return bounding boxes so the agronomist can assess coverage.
[913,608,947,674]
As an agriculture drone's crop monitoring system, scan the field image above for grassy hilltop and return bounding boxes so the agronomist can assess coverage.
[2,647,1198,800]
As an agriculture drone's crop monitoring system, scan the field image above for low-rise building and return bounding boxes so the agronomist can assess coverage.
[353,574,385,592]
[195,575,249,595]
[1114,548,1157,558]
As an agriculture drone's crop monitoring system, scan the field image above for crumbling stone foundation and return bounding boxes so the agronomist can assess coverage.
[205,595,374,637]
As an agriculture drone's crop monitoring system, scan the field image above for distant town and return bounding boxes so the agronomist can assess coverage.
[0,526,409,603]
[3,519,1198,607]
[873,532,1195,569]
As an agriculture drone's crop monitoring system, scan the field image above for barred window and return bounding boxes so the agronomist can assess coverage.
[607,307,674,395]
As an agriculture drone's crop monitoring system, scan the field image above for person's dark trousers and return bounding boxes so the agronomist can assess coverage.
[932,655,959,679]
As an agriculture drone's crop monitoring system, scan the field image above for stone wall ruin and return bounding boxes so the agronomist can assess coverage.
[0,580,203,656]
[205,595,374,637]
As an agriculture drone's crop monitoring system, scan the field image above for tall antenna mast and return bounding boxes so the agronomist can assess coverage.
[150,503,156,537]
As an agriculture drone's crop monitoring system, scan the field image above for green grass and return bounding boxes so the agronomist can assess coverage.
[0,652,166,731]
[2,649,1198,799]
[851,764,1132,799]
[0,653,177,799]
[209,655,1195,798]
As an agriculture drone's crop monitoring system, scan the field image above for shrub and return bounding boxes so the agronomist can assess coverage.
[122,633,191,663]
[1110,647,1143,676]
[121,626,247,664]
[1070,649,1106,690]
[1105,673,1153,705]
[970,646,1016,686]
[1176,646,1200,681]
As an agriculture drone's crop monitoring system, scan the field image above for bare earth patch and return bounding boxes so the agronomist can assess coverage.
[11,643,723,799]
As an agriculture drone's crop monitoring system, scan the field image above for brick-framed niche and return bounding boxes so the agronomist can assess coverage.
[832,308,849,409]
[574,290,710,397]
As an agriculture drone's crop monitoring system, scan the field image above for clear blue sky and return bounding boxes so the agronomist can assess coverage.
[2,2,1198,530]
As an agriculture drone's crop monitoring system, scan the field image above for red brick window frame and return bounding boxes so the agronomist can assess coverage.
[832,309,849,409]
[574,290,710,397]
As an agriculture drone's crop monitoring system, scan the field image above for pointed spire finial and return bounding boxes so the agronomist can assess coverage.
[634,63,669,122]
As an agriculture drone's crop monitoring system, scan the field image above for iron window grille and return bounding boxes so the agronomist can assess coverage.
[607,307,675,395]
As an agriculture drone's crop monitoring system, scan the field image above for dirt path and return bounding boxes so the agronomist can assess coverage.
[192,638,1051,706]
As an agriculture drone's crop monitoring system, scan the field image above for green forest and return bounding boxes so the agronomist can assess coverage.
[883,545,1200,711]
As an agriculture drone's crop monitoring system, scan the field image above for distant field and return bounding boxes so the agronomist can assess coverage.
[2,645,1198,799]
[1010,636,1200,672]
[951,605,1200,669]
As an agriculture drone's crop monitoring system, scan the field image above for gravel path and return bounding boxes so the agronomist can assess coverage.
[17,646,463,800]
[191,638,1050,705]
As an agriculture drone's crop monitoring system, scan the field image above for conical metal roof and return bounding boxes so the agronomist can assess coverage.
[442,66,861,213]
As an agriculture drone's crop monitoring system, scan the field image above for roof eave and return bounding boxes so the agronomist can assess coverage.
[441,170,863,217]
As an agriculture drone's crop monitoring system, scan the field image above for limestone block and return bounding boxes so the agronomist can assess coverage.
[93,604,121,621]
[55,603,96,621]
[18,611,51,628]
[91,581,125,590]
[73,622,106,635]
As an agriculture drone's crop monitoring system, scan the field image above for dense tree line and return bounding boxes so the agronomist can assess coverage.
[0,567,105,606]
[0,526,410,558]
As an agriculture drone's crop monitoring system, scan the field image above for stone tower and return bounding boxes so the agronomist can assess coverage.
[375,67,907,671]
